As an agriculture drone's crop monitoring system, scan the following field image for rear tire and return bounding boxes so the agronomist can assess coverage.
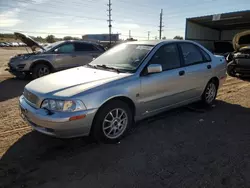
[32,64,51,79]
[91,100,133,143]
[201,80,218,106]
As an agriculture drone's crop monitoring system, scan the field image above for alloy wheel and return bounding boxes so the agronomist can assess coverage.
[102,108,128,139]
[205,82,216,104]
[38,67,50,77]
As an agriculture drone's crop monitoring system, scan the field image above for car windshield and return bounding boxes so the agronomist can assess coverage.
[89,43,154,72]
[43,41,64,51]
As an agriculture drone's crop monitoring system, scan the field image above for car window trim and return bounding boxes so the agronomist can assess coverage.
[177,42,210,67]
[198,47,212,62]
[140,43,182,76]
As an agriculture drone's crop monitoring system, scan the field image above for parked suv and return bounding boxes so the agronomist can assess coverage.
[8,32,105,79]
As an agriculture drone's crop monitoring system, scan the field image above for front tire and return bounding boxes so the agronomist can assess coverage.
[32,64,50,79]
[92,100,133,143]
[201,80,218,106]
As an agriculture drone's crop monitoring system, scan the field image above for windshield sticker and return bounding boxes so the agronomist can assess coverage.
[136,46,153,50]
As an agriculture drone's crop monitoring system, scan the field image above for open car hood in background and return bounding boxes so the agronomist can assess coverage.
[233,30,250,51]
[14,32,45,51]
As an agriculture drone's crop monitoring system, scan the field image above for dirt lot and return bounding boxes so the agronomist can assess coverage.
[1,48,250,188]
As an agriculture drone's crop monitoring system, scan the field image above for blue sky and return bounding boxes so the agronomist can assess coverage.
[0,0,249,39]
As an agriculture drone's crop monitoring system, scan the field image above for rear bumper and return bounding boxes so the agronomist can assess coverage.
[19,95,97,138]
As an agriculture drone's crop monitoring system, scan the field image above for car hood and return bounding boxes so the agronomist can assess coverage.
[232,30,250,51]
[26,67,131,97]
[14,32,45,52]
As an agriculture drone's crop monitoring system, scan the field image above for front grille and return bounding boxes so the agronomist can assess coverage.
[23,89,39,106]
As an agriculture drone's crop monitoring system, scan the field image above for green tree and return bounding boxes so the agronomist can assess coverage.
[173,36,183,40]
[162,36,166,39]
[63,36,73,40]
[46,35,55,43]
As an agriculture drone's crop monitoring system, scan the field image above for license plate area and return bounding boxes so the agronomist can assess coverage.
[20,105,28,120]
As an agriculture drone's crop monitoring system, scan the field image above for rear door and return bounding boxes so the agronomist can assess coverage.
[74,42,102,66]
[139,43,189,114]
[178,42,213,98]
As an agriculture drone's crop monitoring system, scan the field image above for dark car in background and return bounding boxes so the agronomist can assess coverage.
[213,41,234,58]
[227,30,250,77]
[7,32,105,79]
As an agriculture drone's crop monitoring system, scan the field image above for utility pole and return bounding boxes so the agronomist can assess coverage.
[147,31,150,40]
[159,9,164,40]
[129,30,131,38]
[107,0,112,47]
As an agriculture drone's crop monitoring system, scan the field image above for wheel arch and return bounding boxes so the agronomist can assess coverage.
[30,60,54,72]
[201,76,220,97]
[209,77,219,89]
[91,95,136,132]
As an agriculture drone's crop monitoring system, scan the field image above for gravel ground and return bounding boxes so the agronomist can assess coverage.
[1,49,250,188]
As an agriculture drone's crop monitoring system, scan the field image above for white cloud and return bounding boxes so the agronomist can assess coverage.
[47,23,69,29]
[0,8,22,27]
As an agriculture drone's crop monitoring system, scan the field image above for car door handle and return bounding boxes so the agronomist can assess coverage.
[207,65,211,69]
[179,70,185,76]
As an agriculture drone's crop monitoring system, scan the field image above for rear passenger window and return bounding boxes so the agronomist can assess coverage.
[180,43,203,65]
[149,44,181,71]
[200,48,211,62]
[75,43,97,51]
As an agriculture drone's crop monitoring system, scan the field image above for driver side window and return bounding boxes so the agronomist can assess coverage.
[55,43,75,53]
[149,43,181,71]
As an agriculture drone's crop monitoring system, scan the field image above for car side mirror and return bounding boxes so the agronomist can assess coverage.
[54,49,59,53]
[147,64,162,74]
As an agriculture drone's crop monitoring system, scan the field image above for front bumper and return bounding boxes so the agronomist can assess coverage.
[235,67,250,75]
[7,63,28,77]
[19,95,97,138]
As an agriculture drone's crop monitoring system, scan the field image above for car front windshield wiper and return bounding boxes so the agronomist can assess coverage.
[85,64,97,69]
[96,64,120,73]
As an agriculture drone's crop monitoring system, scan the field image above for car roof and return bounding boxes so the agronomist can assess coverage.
[63,40,100,45]
[125,39,192,46]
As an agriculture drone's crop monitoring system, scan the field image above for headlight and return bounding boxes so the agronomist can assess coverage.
[41,99,86,112]
[20,55,29,60]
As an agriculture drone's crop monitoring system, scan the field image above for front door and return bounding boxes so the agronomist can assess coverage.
[139,43,188,115]
[52,43,78,70]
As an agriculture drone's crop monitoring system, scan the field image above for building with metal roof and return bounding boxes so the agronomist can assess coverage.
[185,10,250,51]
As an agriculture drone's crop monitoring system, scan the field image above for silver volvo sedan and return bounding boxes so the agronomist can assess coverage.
[19,40,227,142]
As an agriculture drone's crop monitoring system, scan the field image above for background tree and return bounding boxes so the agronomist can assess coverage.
[46,35,55,43]
[63,36,73,40]
[173,36,183,40]
[162,36,166,39]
